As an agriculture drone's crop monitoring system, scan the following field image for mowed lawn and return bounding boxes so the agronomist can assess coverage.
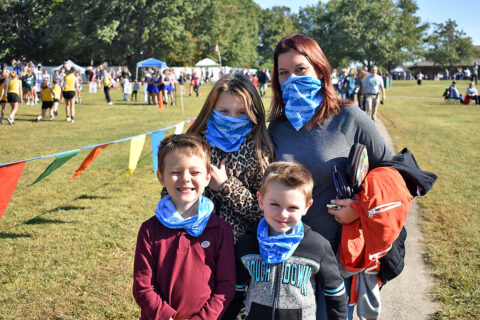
[379,80,479,320]
[0,80,479,319]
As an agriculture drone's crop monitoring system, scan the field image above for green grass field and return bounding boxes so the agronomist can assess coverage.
[0,80,479,319]
[380,80,479,320]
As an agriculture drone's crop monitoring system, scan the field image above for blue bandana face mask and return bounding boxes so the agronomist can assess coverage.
[204,109,253,152]
[281,76,323,131]
[257,218,304,264]
[155,195,214,237]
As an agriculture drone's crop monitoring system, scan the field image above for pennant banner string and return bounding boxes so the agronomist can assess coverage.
[0,118,195,167]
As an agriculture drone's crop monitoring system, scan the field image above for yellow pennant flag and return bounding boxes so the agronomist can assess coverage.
[126,134,146,177]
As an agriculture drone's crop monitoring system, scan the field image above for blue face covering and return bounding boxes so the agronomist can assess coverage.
[281,76,323,131]
[155,195,214,237]
[204,109,253,152]
[257,218,304,264]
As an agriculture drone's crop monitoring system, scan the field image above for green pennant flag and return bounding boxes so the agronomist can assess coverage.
[28,150,80,187]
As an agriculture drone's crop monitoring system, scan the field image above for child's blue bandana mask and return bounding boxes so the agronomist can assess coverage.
[281,76,323,131]
[204,109,253,152]
[155,195,214,237]
[257,218,304,264]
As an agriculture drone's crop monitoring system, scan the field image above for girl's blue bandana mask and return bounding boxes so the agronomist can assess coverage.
[204,109,253,152]
[155,195,214,237]
[257,218,304,264]
[281,76,323,131]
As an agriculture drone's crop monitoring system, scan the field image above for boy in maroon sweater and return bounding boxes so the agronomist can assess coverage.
[133,134,235,320]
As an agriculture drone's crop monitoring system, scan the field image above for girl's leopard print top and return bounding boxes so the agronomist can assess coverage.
[204,133,271,243]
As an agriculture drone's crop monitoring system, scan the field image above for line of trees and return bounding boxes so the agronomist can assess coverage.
[0,0,475,71]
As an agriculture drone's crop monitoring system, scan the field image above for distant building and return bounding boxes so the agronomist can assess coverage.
[408,45,480,80]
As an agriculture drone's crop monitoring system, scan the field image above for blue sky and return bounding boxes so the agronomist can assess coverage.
[254,0,480,45]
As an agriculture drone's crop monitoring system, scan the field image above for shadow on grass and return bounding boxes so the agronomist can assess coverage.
[48,205,87,212]
[24,216,69,225]
[74,194,109,200]
[0,232,32,239]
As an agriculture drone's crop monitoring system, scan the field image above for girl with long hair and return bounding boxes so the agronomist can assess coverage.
[186,73,274,242]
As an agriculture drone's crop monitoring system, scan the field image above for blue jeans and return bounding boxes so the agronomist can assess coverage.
[316,277,354,320]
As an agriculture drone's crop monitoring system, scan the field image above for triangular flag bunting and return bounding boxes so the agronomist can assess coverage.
[126,134,146,177]
[0,162,27,219]
[28,150,80,187]
[151,130,165,174]
[174,122,185,134]
[189,119,195,127]
[72,143,112,180]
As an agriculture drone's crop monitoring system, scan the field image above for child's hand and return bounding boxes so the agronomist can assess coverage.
[209,158,228,191]
[327,198,359,224]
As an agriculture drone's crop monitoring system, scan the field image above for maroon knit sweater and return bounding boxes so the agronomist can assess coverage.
[133,214,235,320]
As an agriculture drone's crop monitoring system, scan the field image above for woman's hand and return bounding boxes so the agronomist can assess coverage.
[327,198,359,224]
[209,158,228,191]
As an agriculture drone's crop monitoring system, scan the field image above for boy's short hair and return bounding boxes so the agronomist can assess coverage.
[259,161,313,203]
[157,134,211,174]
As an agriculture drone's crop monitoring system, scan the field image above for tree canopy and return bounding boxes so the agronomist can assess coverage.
[426,19,475,70]
[0,0,474,71]
[296,0,429,69]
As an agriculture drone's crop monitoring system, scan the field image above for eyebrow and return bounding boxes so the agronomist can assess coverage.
[278,63,308,70]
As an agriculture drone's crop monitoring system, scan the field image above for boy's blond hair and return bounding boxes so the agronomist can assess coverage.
[259,161,313,203]
[157,134,211,174]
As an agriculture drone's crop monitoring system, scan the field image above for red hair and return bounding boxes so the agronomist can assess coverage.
[269,34,353,129]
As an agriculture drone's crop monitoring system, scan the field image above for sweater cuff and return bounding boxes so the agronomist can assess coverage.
[158,304,176,320]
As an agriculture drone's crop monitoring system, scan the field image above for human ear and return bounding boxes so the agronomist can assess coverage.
[302,199,313,216]
[157,170,165,186]
[205,167,212,185]
[257,191,264,210]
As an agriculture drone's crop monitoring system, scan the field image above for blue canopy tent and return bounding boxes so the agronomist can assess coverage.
[136,58,167,80]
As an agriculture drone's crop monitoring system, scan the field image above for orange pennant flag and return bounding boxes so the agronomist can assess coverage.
[189,119,195,127]
[72,144,112,180]
[0,162,26,219]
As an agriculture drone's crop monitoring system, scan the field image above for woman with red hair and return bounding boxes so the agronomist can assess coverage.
[268,34,393,320]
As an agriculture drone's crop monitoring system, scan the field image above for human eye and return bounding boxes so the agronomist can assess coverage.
[278,70,288,76]
[270,202,279,207]
[296,66,307,74]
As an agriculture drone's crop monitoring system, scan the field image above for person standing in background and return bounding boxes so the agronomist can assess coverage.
[362,65,386,121]
[63,67,79,123]
[101,68,113,105]
[471,62,478,85]
[6,71,23,125]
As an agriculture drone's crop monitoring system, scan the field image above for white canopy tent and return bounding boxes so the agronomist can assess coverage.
[52,60,85,73]
[391,66,405,73]
[195,58,220,67]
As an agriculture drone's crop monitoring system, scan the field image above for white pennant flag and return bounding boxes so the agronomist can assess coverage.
[174,122,185,135]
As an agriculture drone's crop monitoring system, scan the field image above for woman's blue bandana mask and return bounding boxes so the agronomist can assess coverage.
[155,195,214,237]
[281,76,323,131]
[257,218,304,264]
[204,109,253,152]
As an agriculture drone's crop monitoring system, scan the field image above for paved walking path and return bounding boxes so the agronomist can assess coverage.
[353,118,439,320]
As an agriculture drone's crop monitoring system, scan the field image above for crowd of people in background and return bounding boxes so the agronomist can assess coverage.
[2,56,478,126]
[1,60,85,124]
